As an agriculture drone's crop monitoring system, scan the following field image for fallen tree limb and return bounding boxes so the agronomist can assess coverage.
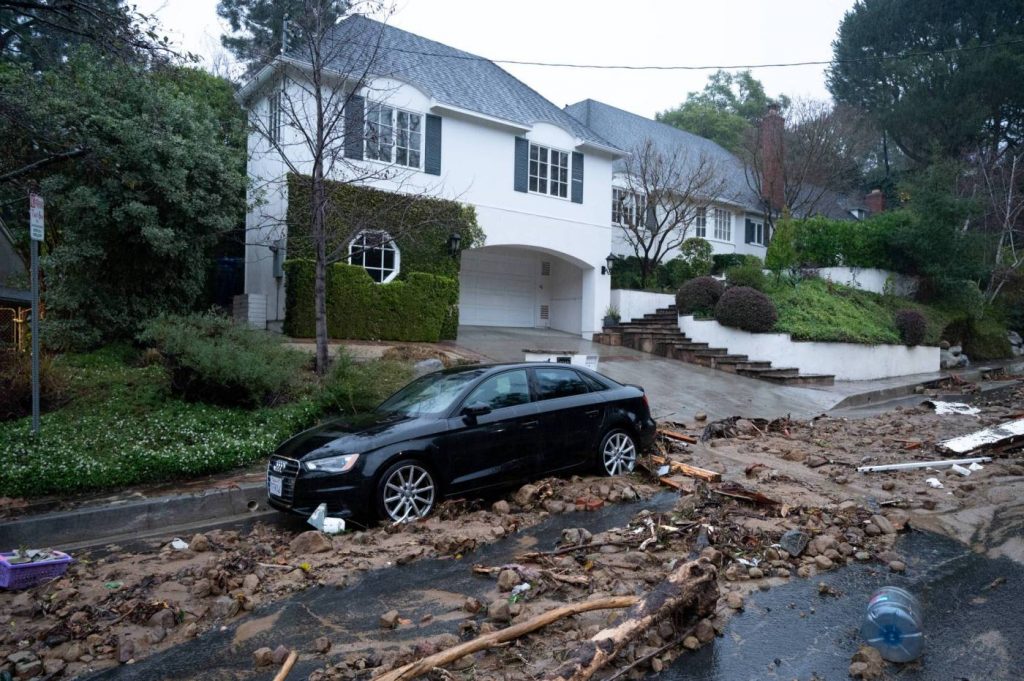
[658,429,698,444]
[374,596,638,681]
[272,650,298,681]
[543,558,719,681]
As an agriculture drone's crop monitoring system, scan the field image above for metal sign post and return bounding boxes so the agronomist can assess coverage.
[29,193,44,435]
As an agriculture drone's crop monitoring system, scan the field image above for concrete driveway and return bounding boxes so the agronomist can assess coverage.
[455,326,840,421]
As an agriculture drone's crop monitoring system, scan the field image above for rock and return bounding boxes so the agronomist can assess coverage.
[463,597,482,613]
[272,645,291,664]
[117,635,134,664]
[189,533,210,552]
[183,622,199,639]
[855,551,871,561]
[652,657,664,673]
[147,627,166,644]
[211,596,241,620]
[735,419,758,435]
[61,643,84,663]
[491,500,511,515]
[864,523,882,537]
[694,412,708,422]
[496,569,520,592]
[871,515,896,535]
[242,573,260,593]
[9,592,35,617]
[379,609,400,629]
[313,636,331,654]
[561,528,593,546]
[723,565,742,581]
[779,529,810,557]
[699,547,723,567]
[694,619,716,644]
[889,560,907,573]
[190,578,212,598]
[747,567,764,580]
[7,651,37,666]
[15,657,43,677]
[881,480,895,491]
[487,599,512,623]
[797,565,814,578]
[814,555,834,570]
[810,534,838,556]
[658,621,675,639]
[940,340,950,350]
[253,647,274,667]
[513,484,540,507]
[43,657,66,675]
[850,644,885,679]
[148,608,177,629]
[682,636,701,650]
[619,486,638,502]
[542,499,565,514]
[289,530,333,554]
[838,542,856,556]
[805,455,828,468]
[726,592,744,610]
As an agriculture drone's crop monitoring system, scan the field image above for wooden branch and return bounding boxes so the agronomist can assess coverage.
[543,559,719,681]
[272,650,298,681]
[650,454,721,483]
[374,597,639,681]
[658,429,697,444]
[518,539,642,561]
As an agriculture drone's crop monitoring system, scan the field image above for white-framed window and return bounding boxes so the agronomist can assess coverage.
[529,143,569,198]
[348,230,400,283]
[693,207,707,238]
[365,103,422,169]
[612,188,647,227]
[713,207,732,241]
[268,82,284,145]
[746,218,765,246]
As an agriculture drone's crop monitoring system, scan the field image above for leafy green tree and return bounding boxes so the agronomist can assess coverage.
[216,0,348,71]
[828,0,1024,163]
[657,70,789,152]
[765,214,797,277]
[0,51,246,348]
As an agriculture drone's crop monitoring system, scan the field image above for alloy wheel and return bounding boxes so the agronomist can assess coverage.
[602,432,637,476]
[382,463,435,522]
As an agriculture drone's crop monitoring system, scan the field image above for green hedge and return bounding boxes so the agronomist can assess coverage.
[284,260,458,342]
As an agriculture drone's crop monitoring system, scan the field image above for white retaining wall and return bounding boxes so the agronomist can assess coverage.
[678,315,939,381]
[611,289,676,323]
[814,267,918,297]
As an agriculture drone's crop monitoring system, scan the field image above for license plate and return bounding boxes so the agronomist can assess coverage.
[268,475,283,497]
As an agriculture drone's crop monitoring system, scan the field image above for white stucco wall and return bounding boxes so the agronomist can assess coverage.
[678,315,940,381]
[610,289,676,323]
[244,72,616,337]
[814,267,918,297]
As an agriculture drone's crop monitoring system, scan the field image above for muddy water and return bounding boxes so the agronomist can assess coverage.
[85,493,679,680]
[664,528,1024,681]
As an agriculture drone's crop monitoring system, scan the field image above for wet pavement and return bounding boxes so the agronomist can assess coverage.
[85,493,680,681]
[665,529,1024,681]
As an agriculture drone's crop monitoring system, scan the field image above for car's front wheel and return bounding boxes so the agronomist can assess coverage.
[376,459,437,522]
[598,429,637,476]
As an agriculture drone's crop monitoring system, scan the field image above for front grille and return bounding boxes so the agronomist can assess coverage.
[267,455,300,505]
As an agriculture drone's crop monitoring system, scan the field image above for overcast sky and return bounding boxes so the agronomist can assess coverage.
[138,0,856,118]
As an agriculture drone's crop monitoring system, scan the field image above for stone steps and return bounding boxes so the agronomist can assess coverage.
[598,303,834,386]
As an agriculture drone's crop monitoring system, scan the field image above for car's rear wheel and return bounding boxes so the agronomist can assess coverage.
[598,429,637,476]
[376,459,437,522]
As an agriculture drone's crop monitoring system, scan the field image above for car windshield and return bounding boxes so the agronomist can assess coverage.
[376,370,483,416]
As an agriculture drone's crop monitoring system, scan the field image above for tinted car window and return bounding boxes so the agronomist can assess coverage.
[465,370,531,410]
[377,371,483,416]
[579,371,607,392]
[535,367,589,400]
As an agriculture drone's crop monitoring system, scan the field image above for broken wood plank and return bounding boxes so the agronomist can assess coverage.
[712,481,779,506]
[543,559,719,681]
[658,428,698,444]
[936,418,1024,455]
[272,650,298,681]
[650,454,722,483]
[857,456,992,473]
[658,476,688,490]
[375,597,639,681]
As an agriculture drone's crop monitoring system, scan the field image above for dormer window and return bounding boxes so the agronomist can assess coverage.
[529,143,569,198]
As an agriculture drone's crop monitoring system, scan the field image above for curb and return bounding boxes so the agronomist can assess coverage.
[831,363,1024,411]
[0,482,269,550]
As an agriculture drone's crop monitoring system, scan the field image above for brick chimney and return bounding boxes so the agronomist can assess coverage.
[760,103,785,212]
[865,188,886,215]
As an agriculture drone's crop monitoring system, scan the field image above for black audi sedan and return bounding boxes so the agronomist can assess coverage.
[266,362,656,523]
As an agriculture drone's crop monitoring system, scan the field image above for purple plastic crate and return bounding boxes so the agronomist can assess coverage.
[0,551,72,590]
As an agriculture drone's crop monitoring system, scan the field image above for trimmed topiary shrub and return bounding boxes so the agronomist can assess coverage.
[894,309,927,346]
[676,276,724,315]
[725,262,768,291]
[714,286,778,333]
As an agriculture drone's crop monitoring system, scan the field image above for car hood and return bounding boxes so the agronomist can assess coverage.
[274,411,438,461]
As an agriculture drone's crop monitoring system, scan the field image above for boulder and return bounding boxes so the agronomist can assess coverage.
[289,530,333,554]
[189,533,210,552]
[513,484,540,507]
[778,529,810,557]
[253,647,274,667]
[491,500,511,515]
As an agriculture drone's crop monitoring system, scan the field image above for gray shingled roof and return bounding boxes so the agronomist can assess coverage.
[297,16,618,151]
[564,99,761,211]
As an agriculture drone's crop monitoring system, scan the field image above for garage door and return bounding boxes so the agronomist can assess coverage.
[459,251,537,327]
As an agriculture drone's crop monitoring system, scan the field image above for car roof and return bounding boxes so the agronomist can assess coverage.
[437,362,613,379]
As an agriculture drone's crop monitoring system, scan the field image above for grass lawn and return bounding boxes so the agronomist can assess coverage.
[1,347,321,498]
[767,278,949,345]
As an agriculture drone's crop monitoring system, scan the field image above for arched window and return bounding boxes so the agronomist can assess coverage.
[348,231,400,283]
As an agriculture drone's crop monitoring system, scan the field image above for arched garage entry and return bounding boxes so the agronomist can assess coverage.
[458,245,591,335]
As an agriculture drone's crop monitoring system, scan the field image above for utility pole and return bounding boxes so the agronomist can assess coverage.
[28,192,44,435]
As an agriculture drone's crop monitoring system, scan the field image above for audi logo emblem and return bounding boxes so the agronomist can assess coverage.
[272,461,286,473]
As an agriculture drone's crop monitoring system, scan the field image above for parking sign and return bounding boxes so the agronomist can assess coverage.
[29,193,44,241]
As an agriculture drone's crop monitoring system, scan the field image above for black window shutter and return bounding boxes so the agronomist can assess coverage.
[344,95,364,160]
[645,204,656,230]
[514,137,529,192]
[424,114,442,175]
[571,151,584,203]
[745,219,754,244]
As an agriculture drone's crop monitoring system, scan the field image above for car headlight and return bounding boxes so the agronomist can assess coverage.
[304,454,360,473]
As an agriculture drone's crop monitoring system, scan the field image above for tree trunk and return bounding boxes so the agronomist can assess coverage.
[543,559,719,681]
[312,167,329,376]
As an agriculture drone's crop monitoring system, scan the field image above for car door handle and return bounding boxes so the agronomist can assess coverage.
[585,409,600,417]
[522,420,539,429]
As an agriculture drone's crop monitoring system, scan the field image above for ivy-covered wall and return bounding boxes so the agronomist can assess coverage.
[284,174,483,341]
[284,261,459,341]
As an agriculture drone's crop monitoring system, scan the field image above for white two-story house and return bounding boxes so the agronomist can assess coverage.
[238,16,623,339]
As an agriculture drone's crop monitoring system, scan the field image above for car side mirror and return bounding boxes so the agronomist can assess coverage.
[461,402,492,421]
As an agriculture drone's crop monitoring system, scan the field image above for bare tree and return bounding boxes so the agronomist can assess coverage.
[744,100,872,230]
[615,138,727,288]
[247,0,460,374]
[978,150,1024,304]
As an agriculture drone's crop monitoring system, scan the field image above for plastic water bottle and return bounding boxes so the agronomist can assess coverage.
[861,586,924,662]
